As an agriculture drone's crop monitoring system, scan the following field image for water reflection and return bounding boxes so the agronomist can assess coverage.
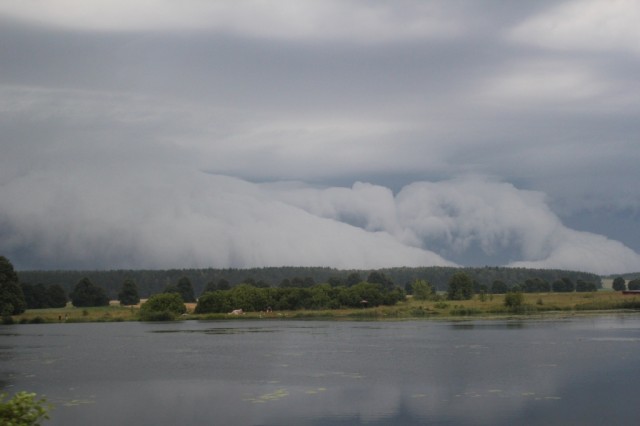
[448,319,576,330]
[39,380,572,425]
[450,321,530,330]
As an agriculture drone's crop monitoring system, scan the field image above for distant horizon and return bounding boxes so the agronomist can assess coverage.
[16,263,635,279]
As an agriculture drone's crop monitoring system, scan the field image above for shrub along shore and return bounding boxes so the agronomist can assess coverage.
[9,291,640,324]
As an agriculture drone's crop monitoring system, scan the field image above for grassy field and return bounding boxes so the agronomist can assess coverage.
[13,304,140,323]
[10,291,640,323]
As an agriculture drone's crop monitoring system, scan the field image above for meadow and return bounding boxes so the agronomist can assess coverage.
[11,290,640,323]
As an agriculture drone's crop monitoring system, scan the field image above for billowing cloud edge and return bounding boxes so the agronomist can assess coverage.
[1,167,638,275]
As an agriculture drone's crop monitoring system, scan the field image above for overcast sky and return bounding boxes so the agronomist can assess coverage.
[1,0,639,275]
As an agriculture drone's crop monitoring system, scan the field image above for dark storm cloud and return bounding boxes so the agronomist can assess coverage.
[0,1,638,273]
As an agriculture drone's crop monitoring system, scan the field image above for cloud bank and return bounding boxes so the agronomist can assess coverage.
[0,166,451,270]
[1,163,637,274]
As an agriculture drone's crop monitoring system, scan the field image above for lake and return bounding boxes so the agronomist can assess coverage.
[2,316,640,425]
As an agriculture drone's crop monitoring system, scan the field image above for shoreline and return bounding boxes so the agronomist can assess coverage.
[7,291,640,324]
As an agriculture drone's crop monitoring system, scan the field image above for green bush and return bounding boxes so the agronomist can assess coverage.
[0,391,51,426]
[140,293,186,321]
[447,272,473,300]
[412,279,434,301]
[504,292,524,308]
[139,311,176,321]
[195,291,233,314]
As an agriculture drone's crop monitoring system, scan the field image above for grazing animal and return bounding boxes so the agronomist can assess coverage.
[230,309,243,315]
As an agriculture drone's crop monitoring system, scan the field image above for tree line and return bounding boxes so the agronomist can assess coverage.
[5,255,637,319]
[195,282,405,314]
[16,265,603,299]
[612,276,640,292]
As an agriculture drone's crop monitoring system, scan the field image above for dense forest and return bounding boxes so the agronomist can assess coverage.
[17,266,603,299]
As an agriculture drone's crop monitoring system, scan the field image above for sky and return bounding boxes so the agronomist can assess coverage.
[1,0,639,275]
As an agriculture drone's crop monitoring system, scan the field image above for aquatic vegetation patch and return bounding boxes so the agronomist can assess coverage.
[62,398,95,407]
[244,388,290,404]
[149,327,279,335]
[304,387,327,395]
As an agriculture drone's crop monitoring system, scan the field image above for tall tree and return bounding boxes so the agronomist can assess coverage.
[576,280,597,292]
[0,256,26,315]
[46,284,68,308]
[523,278,549,293]
[412,279,433,301]
[612,277,626,291]
[447,272,473,300]
[203,278,231,294]
[70,277,109,307]
[23,283,49,309]
[22,282,67,309]
[552,277,575,293]
[118,279,140,306]
[176,276,196,303]
[562,277,575,292]
[628,279,640,291]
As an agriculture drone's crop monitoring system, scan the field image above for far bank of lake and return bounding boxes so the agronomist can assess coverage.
[10,291,640,323]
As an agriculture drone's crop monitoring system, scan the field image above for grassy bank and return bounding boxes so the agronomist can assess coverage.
[9,291,640,324]
[11,304,139,323]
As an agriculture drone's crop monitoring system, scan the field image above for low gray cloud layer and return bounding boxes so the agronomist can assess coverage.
[1,1,638,274]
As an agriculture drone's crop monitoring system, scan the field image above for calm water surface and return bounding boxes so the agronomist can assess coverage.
[2,316,640,425]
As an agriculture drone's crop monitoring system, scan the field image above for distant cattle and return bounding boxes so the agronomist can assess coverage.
[230,309,244,315]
